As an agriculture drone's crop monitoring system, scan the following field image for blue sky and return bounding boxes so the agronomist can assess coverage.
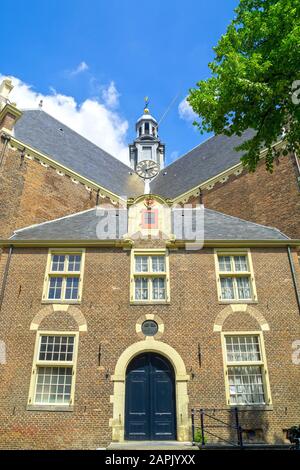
[1,0,238,165]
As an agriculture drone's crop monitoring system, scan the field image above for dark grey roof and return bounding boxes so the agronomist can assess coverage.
[10,208,128,241]
[150,129,256,198]
[172,208,288,241]
[14,110,144,197]
[14,110,257,201]
[11,207,288,241]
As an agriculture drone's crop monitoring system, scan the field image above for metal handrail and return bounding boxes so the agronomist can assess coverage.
[192,407,244,448]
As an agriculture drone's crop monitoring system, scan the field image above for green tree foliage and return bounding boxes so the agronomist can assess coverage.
[188,0,300,171]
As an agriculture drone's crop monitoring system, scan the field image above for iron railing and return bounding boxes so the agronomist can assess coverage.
[191,407,272,449]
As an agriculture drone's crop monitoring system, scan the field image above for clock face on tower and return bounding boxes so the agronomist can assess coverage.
[136,160,160,179]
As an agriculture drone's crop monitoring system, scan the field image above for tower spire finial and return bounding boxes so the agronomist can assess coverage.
[144,96,149,114]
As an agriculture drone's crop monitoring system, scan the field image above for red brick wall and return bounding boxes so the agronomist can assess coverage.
[197,154,300,239]
[0,245,299,449]
[0,140,111,238]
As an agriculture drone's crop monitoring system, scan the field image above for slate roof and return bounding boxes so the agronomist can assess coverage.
[10,207,288,241]
[172,208,288,241]
[10,208,128,240]
[14,110,258,201]
[14,110,144,197]
[150,129,256,198]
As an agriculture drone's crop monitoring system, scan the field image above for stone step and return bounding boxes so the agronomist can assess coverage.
[106,441,195,451]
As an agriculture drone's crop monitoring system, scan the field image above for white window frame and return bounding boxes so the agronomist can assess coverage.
[130,249,170,304]
[214,249,257,303]
[28,331,79,408]
[42,249,85,304]
[221,331,272,406]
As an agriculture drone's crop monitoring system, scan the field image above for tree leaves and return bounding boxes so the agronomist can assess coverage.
[188,0,300,171]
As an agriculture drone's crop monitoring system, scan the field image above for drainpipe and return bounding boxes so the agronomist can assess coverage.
[0,134,10,168]
[0,245,13,313]
[96,188,100,206]
[287,246,300,313]
[293,150,300,178]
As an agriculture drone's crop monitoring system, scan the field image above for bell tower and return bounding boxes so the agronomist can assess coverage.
[129,98,165,171]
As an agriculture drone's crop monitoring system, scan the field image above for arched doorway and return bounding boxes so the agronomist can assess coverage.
[125,353,176,440]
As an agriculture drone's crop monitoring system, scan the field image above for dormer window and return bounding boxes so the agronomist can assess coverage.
[142,209,158,229]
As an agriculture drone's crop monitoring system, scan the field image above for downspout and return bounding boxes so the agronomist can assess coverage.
[0,245,13,313]
[293,150,300,178]
[287,246,300,313]
[0,134,10,168]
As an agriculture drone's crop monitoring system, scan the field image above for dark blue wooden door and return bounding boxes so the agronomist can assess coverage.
[125,353,176,440]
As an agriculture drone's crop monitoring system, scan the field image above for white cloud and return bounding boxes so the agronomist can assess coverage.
[101,81,120,109]
[0,74,130,164]
[69,61,89,76]
[178,97,197,122]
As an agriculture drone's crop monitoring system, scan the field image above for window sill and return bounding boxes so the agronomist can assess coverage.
[227,404,273,411]
[26,404,74,412]
[41,300,81,305]
[218,300,258,305]
[130,301,170,306]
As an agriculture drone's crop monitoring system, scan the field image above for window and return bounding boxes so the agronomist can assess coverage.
[141,209,158,228]
[28,332,78,407]
[43,250,85,303]
[215,250,257,302]
[222,333,271,406]
[142,146,152,160]
[144,122,150,134]
[131,250,170,303]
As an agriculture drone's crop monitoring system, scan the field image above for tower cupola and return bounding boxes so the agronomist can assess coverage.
[129,98,165,172]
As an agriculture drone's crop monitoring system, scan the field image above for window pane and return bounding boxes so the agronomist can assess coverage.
[51,255,65,272]
[142,146,152,159]
[152,277,166,300]
[65,277,79,300]
[236,276,251,299]
[228,366,265,405]
[68,255,81,272]
[135,256,148,272]
[34,366,73,404]
[135,277,148,300]
[234,255,248,272]
[48,277,63,299]
[152,256,165,272]
[218,256,232,272]
[220,277,234,299]
[226,336,261,362]
[143,211,156,227]
[39,335,75,362]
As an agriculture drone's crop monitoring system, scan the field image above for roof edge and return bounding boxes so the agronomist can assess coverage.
[0,239,134,248]
[167,139,285,204]
[167,239,300,248]
[1,239,299,248]
[7,135,127,203]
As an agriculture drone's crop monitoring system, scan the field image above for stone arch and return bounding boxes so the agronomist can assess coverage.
[213,304,270,332]
[30,305,87,332]
[110,338,190,442]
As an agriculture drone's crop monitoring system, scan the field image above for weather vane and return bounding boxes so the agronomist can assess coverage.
[144,96,149,113]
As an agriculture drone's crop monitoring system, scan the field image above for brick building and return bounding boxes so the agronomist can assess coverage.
[0,80,300,449]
